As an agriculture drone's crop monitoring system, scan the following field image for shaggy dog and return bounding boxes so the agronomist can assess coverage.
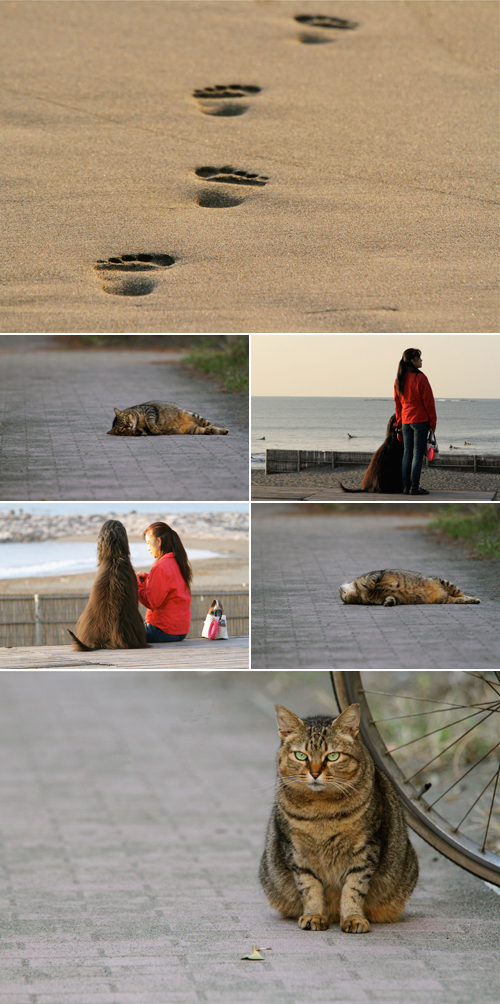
[338,414,404,493]
[68,520,148,651]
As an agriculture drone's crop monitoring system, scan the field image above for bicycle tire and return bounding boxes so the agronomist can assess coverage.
[331,671,500,886]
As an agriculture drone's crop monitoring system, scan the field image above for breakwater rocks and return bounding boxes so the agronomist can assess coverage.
[0,511,248,543]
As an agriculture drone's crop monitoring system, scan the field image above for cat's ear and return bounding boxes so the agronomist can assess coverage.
[275,705,303,739]
[334,703,360,737]
[114,408,123,417]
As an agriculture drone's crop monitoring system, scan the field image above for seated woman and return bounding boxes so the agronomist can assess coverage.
[137,521,192,642]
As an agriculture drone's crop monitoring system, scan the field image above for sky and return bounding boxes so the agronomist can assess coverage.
[0,503,248,516]
[251,334,500,398]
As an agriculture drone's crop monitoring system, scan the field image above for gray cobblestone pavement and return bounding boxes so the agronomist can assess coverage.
[0,346,247,501]
[251,507,500,669]
[0,671,498,1004]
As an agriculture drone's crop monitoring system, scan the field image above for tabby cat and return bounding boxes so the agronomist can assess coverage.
[260,704,418,934]
[339,569,480,606]
[107,401,228,436]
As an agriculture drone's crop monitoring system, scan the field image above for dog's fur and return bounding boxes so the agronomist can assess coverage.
[68,520,148,651]
[338,414,403,493]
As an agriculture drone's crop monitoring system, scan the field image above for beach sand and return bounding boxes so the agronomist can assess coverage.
[1,0,497,333]
[0,536,249,595]
[252,465,500,493]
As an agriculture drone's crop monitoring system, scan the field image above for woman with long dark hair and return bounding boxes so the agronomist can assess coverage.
[394,348,437,496]
[137,522,192,643]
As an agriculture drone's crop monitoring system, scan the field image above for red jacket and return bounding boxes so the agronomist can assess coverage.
[137,552,191,635]
[394,371,436,430]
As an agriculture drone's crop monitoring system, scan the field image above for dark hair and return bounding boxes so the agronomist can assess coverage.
[396,347,421,397]
[97,519,130,564]
[69,519,147,651]
[143,521,193,591]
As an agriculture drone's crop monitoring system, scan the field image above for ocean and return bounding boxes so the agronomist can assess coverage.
[0,542,222,580]
[251,397,500,466]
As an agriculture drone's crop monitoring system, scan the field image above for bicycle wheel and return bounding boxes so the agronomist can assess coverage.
[331,671,500,885]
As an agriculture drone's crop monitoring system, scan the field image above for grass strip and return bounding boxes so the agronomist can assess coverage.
[182,336,248,393]
[428,504,500,559]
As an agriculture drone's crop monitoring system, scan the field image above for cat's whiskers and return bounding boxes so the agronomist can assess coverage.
[326,776,357,791]
[278,773,309,788]
[327,779,358,796]
[253,780,280,792]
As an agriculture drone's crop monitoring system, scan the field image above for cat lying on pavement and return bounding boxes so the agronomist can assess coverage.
[107,400,228,436]
[339,569,480,606]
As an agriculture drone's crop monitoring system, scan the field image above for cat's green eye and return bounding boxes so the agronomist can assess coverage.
[294,751,308,761]
[326,752,341,761]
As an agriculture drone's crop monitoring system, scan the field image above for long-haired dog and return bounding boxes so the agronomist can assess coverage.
[68,519,148,651]
[338,414,404,493]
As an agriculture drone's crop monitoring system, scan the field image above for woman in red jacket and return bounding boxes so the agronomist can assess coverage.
[137,522,192,642]
[394,348,437,496]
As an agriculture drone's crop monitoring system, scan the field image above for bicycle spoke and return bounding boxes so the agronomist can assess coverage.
[405,710,497,781]
[427,742,500,808]
[481,765,500,853]
[371,702,499,724]
[451,770,498,832]
[349,672,500,881]
[465,672,500,696]
[387,708,494,755]
[363,689,482,709]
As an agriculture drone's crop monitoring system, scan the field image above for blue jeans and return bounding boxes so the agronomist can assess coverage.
[145,623,187,643]
[402,422,429,489]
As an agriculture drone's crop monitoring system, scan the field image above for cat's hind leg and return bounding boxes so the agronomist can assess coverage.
[185,412,229,435]
[439,578,480,604]
[193,423,229,435]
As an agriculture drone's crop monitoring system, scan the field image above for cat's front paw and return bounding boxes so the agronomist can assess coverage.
[341,914,371,934]
[298,914,328,931]
[383,596,397,607]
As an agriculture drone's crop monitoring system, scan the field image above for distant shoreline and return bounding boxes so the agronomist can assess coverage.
[0,537,249,596]
[0,511,248,545]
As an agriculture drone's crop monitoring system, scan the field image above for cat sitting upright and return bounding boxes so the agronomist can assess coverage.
[107,400,228,436]
[260,704,418,933]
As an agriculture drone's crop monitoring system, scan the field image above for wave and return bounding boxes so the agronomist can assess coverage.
[0,543,222,579]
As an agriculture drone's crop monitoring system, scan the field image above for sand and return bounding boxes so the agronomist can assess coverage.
[0,0,497,333]
[252,465,500,493]
[0,536,249,595]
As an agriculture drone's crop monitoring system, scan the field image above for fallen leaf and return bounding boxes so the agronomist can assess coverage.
[241,946,264,961]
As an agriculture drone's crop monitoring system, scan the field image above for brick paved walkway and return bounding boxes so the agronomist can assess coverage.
[0,671,497,1004]
[251,508,500,669]
[0,347,248,500]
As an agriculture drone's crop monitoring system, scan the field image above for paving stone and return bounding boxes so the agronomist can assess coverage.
[251,509,500,668]
[0,672,498,1004]
[0,348,247,501]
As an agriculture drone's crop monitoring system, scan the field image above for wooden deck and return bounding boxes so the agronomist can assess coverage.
[0,637,249,670]
[252,487,497,502]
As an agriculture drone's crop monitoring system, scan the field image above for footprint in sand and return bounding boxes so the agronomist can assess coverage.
[93,254,176,296]
[295,13,358,44]
[193,84,261,117]
[194,166,269,208]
